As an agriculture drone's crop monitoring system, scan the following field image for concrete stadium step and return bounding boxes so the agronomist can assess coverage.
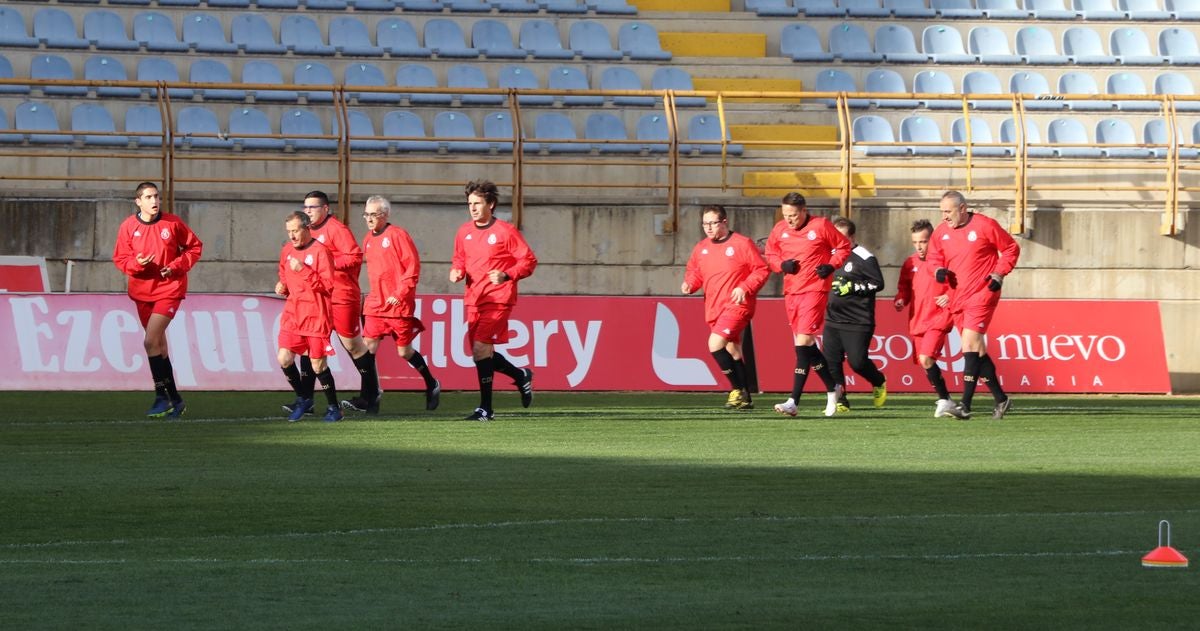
[742,171,877,198]
[691,78,804,103]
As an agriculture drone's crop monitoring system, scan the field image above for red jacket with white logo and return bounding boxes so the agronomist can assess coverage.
[112,212,203,302]
[925,213,1020,312]
[764,215,852,295]
[895,252,952,337]
[278,239,335,338]
[451,218,537,309]
[362,223,420,318]
[684,232,769,325]
[307,214,362,306]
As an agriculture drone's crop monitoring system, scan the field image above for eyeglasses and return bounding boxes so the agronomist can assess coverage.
[362,213,385,219]
[702,220,726,227]
[302,204,325,210]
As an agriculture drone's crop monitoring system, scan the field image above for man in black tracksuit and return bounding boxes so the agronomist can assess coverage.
[822,217,888,412]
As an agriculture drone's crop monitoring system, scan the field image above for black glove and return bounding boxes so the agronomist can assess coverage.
[935,268,949,283]
[987,273,1003,291]
[815,264,834,279]
[780,259,799,275]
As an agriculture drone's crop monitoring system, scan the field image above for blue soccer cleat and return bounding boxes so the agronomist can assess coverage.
[165,399,186,419]
[287,398,313,422]
[147,396,171,418]
[323,404,343,422]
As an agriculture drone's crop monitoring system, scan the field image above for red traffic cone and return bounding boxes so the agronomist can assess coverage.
[1142,520,1189,568]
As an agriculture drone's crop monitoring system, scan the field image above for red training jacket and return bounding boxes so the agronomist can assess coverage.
[684,231,770,325]
[307,214,363,305]
[362,223,421,319]
[112,212,203,302]
[451,218,537,309]
[764,215,852,295]
[278,239,335,338]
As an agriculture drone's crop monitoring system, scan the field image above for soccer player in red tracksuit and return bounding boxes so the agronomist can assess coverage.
[926,190,1021,420]
[360,195,442,411]
[682,205,770,411]
[112,181,203,418]
[276,211,343,422]
[450,180,537,422]
[764,192,853,418]
[894,219,959,419]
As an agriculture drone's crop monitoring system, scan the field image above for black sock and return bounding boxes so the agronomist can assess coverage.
[282,363,304,397]
[315,368,338,407]
[491,352,524,382]
[148,355,168,398]
[161,356,181,402]
[732,359,749,400]
[407,351,438,389]
[925,364,951,400]
[475,358,494,412]
[961,352,981,411]
[790,346,811,401]
[711,348,742,390]
[353,351,380,400]
[977,355,1007,403]
[807,345,837,391]
[299,356,316,399]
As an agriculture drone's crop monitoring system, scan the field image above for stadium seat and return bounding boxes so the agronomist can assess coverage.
[963,70,1011,110]
[1010,71,1063,110]
[932,0,985,17]
[448,64,504,105]
[397,0,445,9]
[72,103,125,146]
[125,104,163,146]
[330,17,384,57]
[686,114,743,155]
[877,24,928,63]
[0,54,28,95]
[829,23,883,63]
[1059,71,1111,111]
[15,102,71,144]
[295,61,336,103]
[190,59,244,101]
[635,113,670,153]
[914,69,959,109]
[176,106,232,148]
[382,110,438,151]
[229,107,285,150]
[618,22,671,61]
[1154,72,1200,111]
[781,24,835,62]
[534,112,589,153]
[354,0,397,9]
[1096,118,1152,158]
[109,0,153,6]
[31,54,87,96]
[901,116,955,156]
[1107,72,1159,111]
[519,20,573,59]
[923,24,974,64]
[585,112,638,153]
[601,66,654,106]
[0,7,40,48]
[493,0,541,13]
[549,66,603,105]
[259,0,300,8]
[1024,0,1079,18]
[796,0,842,15]
[1110,27,1165,65]
[183,13,237,54]
[472,20,526,59]
[499,65,553,105]
[652,67,705,107]
[425,19,479,58]
[589,0,638,13]
[282,108,337,151]
[482,111,518,152]
[1159,28,1200,65]
[231,14,286,54]
[34,8,89,49]
[1073,0,1125,18]
[1047,117,1102,158]
[209,0,252,6]
[378,19,431,58]
[243,61,297,101]
[396,63,452,105]
[885,0,938,17]
[346,62,401,104]
[308,0,350,9]
[1015,26,1070,65]
[445,0,491,11]
[1120,0,1172,18]
[133,12,188,52]
[433,111,490,152]
[844,0,892,17]
[977,0,1031,18]
[1144,119,1196,158]
[747,0,801,16]
[84,56,140,98]
[281,16,335,56]
[814,68,860,108]
[1167,0,1200,18]
[570,21,622,60]
[951,116,1010,157]
[969,26,1021,65]
[852,115,906,155]
[542,0,589,14]
[83,11,139,51]
[1000,117,1053,157]
[865,69,918,108]
[1063,27,1117,65]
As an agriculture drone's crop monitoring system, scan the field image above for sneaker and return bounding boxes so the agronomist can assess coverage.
[773,399,798,417]
[946,402,972,420]
[287,398,313,422]
[517,368,534,408]
[934,398,956,419]
[323,404,343,422]
[146,396,171,418]
[835,398,851,414]
[872,382,888,408]
[824,384,844,417]
[340,395,380,415]
[282,397,314,417]
[724,389,742,409]
[465,407,494,422]
[425,379,442,411]
[992,397,1013,420]
[165,399,186,419]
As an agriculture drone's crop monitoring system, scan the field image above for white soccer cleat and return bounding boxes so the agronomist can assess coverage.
[824,385,844,417]
[773,399,798,417]
[934,398,956,418]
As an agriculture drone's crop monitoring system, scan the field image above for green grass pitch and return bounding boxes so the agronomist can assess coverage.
[2,391,1198,629]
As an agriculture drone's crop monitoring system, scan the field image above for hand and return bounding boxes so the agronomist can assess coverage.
[780,259,799,275]
[935,268,949,283]
[815,264,834,279]
[987,273,1003,291]
[136,253,154,267]
[385,296,400,306]
[274,281,287,296]
[487,269,508,285]
[893,298,907,311]
[681,282,693,294]
[935,294,949,308]
[835,279,853,296]
[730,286,747,305]
[288,256,303,272]
[449,268,464,283]
[159,266,172,278]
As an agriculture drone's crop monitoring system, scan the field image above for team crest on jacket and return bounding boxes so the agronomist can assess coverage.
[487,233,497,245]
[160,228,170,240]
[317,235,326,243]
[725,246,734,257]
[968,231,978,242]
[701,248,708,255]
[304,254,314,267]
[806,230,816,240]
[134,230,141,237]
[382,237,391,248]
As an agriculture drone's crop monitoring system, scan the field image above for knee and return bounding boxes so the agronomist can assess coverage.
[918,356,935,369]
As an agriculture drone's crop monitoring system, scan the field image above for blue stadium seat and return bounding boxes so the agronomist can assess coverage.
[843,0,892,17]
[397,0,445,9]
[1010,71,1063,110]
[1107,72,1159,111]
[15,102,71,144]
[829,23,883,63]
[877,24,928,63]
[125,105,163,146]
[1144,119,1196,158]
[396,63,452,104]
[84,11,139,51]
[308,0,350,9]
[570,21,622,60]
[0,7,40,48]
[932,0,985,17]
[34,8,89,49]
[243,61,298,101]
[585,112,638,153]
[346,62,401,104]
[914,69,959,109]
[448,64,504,105]
[1154,71,1200,111]
[977,0,1031,17]
[1096,118,1152,158]
[799,0,845,15]
[618,22,671,60]
[383,110,439,151]
[483,111,518,152]
[295,61,336,102]
[651,67,705,107]
[134,12,188,52]
[865,68,918,108]
[1120,0,1172,18]
[445,0,492,11]
[781,24,835,63]
[425,19,479,58]
[852,115,906,156]
[1167,0,1200,18]
[541,0,589,13]
[1047,117,1102,158]
[589,0,638,13]
[377,19,431,57]
[601,66,654,106]
[259,0,300,7]
[814,68,862,108]
[209,0,252,6]
[282,108,338,150]
[747,0,800,16]
[282,16,335,56]
[1062,27,1117,65]
[1110,27,1165,65]
[1158,28,1200,65]
[687,114,743,155]
[85,56,140,98]
[472,20,525,59]
[952,116,1010,157]
[1000,117,1053,157]
[1058,71,1111,111]
[923,24,974,64]
[229,107,285,150]
[969,26,1021,65]
[0,54,29,94]
[330,16,384,57]
[534,112,588,153]
[336,110,390,151]
[549,66,603,105]
[499,65,553,105]
[433,111,490,152]
[31,54,87,96]
[1015,26,1070,65]
[231,14,286,54]
[190,59,244,101]
[963,70,1011,110]
[1073,0,1125,18]
[519,20,573,59]
[1024,0,1079,17]
[635,113,669,153]
[903,116,956,156]
[72,103,125,146]
[493,0,541,13]
[353,0,397,9]
[176,106,231,148]
[885,0,938,16]
[183,14,237,54]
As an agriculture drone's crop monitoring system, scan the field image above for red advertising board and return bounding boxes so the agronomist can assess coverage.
[0,293,1171,393]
